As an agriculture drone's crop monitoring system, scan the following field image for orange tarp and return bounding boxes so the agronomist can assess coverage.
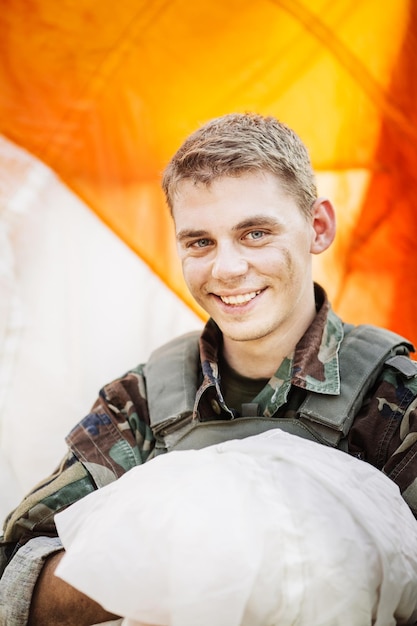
[1,1,417,340]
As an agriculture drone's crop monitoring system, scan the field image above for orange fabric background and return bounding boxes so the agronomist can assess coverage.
[1,1,416,341]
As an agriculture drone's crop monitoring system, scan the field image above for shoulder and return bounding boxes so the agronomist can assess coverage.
[143,330,201,385]
[378,354,417,396]
[333,323,417,403]
[100,365,148,408]
[350,324,417,414]
[341,323,417,383]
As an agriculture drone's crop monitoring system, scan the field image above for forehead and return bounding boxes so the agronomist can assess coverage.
[172,172,300,228]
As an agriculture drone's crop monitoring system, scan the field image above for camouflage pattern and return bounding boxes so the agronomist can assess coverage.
[3,283,417,558]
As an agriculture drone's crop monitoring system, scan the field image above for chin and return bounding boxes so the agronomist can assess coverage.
[222,324,274,343]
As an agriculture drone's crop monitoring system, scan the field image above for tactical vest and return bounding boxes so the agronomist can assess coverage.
[145,324,417,455]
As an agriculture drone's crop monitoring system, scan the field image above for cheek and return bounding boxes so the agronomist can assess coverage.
[254,246,294,275]
[181,257,205,288]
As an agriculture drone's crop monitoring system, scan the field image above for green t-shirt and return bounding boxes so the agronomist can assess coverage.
[220,356,268,415]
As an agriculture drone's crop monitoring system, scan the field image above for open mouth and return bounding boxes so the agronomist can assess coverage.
[218,290,262,306]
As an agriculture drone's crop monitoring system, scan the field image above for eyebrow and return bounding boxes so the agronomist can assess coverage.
[231,216,283,231]
[176,229,210,243]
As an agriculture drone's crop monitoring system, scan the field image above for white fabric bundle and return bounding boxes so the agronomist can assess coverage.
[55,430,417,626]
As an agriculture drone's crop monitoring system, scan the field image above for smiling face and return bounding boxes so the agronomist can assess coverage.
[173,172,334,364]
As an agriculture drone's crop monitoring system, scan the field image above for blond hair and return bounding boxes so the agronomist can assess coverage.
[162,113,317,218]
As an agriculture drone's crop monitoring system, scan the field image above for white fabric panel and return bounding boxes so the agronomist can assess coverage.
[0,137,202,518]
[55,430,417,626]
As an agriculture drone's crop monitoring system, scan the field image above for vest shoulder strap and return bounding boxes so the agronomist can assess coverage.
[145,330,201,429]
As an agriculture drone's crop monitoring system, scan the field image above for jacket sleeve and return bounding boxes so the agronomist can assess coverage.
[348,358,417,517]
[0,537,63,626]
[0,365,154,623]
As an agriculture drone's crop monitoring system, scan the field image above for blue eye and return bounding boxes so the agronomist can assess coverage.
[248,230,265,239]
[191,238,211,248]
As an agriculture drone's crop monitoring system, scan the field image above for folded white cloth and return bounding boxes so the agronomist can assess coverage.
[55,429,417,626]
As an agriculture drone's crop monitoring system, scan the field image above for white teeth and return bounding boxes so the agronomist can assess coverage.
[220,290,261,305]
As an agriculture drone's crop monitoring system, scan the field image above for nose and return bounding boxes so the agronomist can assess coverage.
[211,241,248,281]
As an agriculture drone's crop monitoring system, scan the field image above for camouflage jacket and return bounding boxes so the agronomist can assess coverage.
[2,284,417,624]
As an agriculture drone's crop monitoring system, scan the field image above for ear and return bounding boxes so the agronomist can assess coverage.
[310,197,336,254]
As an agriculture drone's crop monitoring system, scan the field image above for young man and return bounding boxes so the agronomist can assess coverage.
[2,112,417,625]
